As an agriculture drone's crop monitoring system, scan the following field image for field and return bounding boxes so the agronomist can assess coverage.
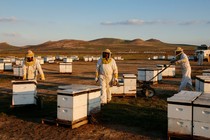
[0,55,209,140]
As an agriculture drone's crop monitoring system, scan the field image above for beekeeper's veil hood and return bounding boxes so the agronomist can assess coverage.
[175,47,183,56]
[25,50,35,66]
[102,49,112,59]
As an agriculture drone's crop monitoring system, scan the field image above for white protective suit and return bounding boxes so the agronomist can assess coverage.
[23,50,45,80]
[174,48,193,91]
[197,52,204,65]
[96,50,118,104]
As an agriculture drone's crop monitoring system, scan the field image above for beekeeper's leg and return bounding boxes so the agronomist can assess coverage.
[99,75,107,104]
[179,68,188,91]
[186,68,194,91]
[106,75,113,103]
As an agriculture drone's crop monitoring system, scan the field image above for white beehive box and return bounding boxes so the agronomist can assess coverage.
[57,89,88,122]
[59,63,72,73]
[167,90,202,136]
[13,65,23,77]
[15,58,24,66]
[123,74,136,95]
[58,84,101,116]
[156,64,175,77]
[195,75,210,92]
[37,58,44,65]
[203,69,210,76]
[111,82,124,95]
[12,80,37,106]
[193,93,210,139]
[138,67,162,82]
[0,63,4,71]
[4,62,13,71]
[63,58,73,63]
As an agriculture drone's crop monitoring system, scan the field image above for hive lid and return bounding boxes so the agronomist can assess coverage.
[195,75,210,82]
[12,80,37,84]
[123,74,136,78]
[167,90,202,103]
[57,89,88,96]
[193,93,210,106]
[203,69,210,73]
[58,84,100,91]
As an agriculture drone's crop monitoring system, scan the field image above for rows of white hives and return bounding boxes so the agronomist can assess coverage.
[83,56,124,62]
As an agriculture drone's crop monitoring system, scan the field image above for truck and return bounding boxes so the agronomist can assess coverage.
[194,44,210,62]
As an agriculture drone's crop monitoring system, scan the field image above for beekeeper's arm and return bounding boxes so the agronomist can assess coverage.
[95,59,101,83]
[23,64,27,80]
[175,55,188,65]
[112,59,118,82]
[36,61,45,80]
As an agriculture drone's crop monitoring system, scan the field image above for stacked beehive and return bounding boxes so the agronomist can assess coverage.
[137,67,162,83]
[59,57,72,74]
[57,84,101,128]
[195,75,210,92]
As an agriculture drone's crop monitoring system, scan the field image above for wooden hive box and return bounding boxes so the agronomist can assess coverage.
[59,63,72,74]
[11,80,37,106]
[137,67,162,83]
[156,64,175,77]
[202,69,210,76]
[193,93,210,139]
[123,74,137,96]
[195,75,210,92]
[167,90,202,138]
[13,65,23,77]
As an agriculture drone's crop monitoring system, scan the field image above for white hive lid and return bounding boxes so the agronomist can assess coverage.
[57,88,88,96]
[167,90,202,103]
[193,93,210,106]
[12,80,37,84]
[123,74,136,78]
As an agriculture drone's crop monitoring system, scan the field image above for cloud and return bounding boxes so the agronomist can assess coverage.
[2,32,21,37]
[0,17,19,23]
[101,19,210,26]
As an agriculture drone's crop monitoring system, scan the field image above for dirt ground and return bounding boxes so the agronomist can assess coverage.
[0,59,209,140]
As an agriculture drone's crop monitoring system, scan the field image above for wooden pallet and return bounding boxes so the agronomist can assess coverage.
[168,133,192,140]
[42,116,88,129]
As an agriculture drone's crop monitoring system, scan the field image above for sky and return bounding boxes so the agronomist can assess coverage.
[0,0,210,46]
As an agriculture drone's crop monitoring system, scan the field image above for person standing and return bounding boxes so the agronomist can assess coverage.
[23,50,45,81]
[95,49,118,105]
[197,51,204,66]
[171,47,194,92]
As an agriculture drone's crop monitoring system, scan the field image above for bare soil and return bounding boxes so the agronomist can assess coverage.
[0,59,209,140]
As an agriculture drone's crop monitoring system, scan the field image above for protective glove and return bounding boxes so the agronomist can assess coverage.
[95,77,99,83]
[23,74,26,80]
[41,74,45,81]
[114,78,118,83]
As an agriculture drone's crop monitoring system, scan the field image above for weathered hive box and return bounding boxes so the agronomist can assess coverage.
[195,75,210,92]
[37,58,44,65]
[167,90,202,137]
[4,62,13,71]
[12,80,37,106]
[123,74,136,95]
[111,81,124,95]
[202,69,210,76]
[58,84,101,115]
[15,58,24,65]
[156,64,175,77]
[193,93,210,139]
[0,63,4,71]
[13,65,23,77]
[57,89,88,122]
[138,67,162,82]
[63,58,73,63]
[59,63,72,73]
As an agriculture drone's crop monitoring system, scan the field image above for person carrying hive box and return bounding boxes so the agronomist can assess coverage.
[95,49,118,105]
[23,50,45,80]
[170,47,194,92]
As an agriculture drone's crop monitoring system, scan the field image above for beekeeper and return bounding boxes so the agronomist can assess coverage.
[197,51,204,65]
[95,49,118,105]
[171,47,194,92]
[23,50,45,80]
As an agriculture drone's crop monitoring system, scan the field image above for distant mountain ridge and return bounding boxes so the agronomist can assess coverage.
[0,38,197,53]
